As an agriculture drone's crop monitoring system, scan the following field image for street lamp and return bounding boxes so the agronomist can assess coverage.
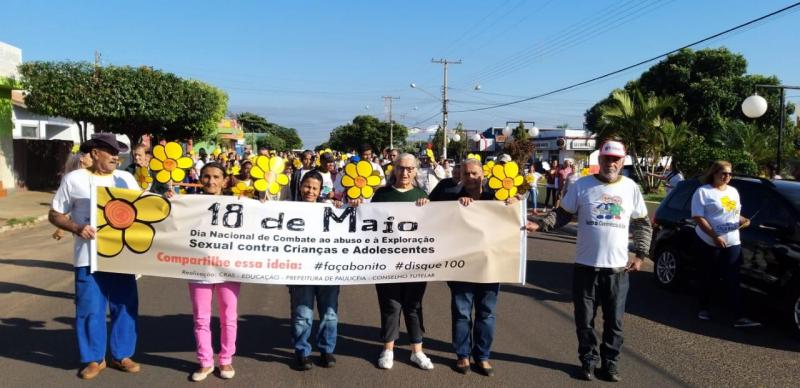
[503,121,537,139]
[741,84,800,173]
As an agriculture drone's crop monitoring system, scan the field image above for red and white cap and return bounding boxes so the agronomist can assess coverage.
[599,140,626,158]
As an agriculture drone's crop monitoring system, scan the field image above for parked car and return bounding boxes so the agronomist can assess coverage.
[651,177,800,335]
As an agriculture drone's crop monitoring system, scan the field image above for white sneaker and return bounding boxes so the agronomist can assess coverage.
[378,350,394,369]
[190,367,214,382]
[219,364,235,379]
[410,352,434,370]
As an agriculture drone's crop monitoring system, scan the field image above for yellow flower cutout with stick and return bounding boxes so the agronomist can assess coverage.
[251,155,290,195]
[149,142,194,183]
[293,158,303,169]
[96,187,171,257]
[134,166,153,190]
[487,161,524,200]
[467,153,481,162]
[341,160,382,199]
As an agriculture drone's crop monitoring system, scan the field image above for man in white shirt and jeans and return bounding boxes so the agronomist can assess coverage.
[527,139,652,382]
[49,133,142,380]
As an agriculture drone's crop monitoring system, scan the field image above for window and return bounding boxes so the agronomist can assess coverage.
[20,125,38,138]
[666,180,699,211]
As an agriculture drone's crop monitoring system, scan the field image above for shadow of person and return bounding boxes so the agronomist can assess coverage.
[0,317,76,369]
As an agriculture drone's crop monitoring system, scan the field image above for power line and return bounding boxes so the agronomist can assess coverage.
[452,1,800,113]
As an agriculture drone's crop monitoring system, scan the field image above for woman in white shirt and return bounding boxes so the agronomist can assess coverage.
[691,160,759,328]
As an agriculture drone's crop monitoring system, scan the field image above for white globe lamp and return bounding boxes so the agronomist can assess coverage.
[471,133,481,142]
[502,125,513,137]
[528,126,540,137]
[451,133,461,142]
[742,94,768,118]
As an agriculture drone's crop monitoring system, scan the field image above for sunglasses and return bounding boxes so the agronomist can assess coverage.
[718,171,732,177]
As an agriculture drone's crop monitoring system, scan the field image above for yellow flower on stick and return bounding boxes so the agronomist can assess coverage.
[488,161,524,200]
[251,155,290,195]
[292,159,303,169]
[341,160,381,199]
[149,142,193,183]
[467,153,481,162]
[134,166,153,190]
[96,187,171,257]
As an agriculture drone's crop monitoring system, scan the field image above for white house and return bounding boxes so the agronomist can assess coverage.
[10,90,94,143]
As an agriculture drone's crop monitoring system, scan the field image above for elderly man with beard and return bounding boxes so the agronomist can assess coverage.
[527,140,652,382]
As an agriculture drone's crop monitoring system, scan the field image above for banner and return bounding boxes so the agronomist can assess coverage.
[91,187,526,285]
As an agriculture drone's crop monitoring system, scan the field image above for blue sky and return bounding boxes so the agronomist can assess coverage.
[5,0,800,147]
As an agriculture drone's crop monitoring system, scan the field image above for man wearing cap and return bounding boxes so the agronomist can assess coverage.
[527,139,652,382]
[48,133,143,379]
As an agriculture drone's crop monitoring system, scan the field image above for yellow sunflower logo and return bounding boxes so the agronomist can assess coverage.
[96,187,171,257]
[341,160,382,199]
[149,142,194,183]
[251,155,290,195]
[231,181,255,197]
[488,161,524,200]
[134,166,153,190]
[721,196,737,212]
[483,160,496,176]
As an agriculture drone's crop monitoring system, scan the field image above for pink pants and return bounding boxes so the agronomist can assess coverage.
[188,282,241,367]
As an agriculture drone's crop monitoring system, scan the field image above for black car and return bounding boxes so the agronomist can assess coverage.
[651,177,800,335]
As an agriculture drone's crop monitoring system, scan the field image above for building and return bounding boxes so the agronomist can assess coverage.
[0,41,22,194]
[467,126,596,166]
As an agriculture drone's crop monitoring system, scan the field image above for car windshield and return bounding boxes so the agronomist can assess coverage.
[772,180,800,213]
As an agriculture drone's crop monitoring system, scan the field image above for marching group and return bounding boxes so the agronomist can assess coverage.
[48,133,756,383]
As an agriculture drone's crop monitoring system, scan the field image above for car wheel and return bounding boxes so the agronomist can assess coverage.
[789,285,800,338]
[654,248,680,288]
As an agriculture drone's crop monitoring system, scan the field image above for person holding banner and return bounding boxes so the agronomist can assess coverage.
[165,162,241,381]
[527,140,652,382]
[289,170,344,370]
[361,153,433,370]
[429,158,499,376]
[48,133,142,380]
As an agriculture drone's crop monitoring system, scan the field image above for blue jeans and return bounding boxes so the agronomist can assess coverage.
[448,282,500,361]
[74,267,138,363]
[289,285,339,357]
[529,188,539,209]
[572,264,628,368]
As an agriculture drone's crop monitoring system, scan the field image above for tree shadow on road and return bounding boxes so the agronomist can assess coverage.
[517,254,800,352]
[0,258,74,272]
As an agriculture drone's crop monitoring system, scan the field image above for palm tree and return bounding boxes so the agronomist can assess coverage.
[595,88,677,192]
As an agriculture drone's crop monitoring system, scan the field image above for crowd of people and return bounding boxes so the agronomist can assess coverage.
[49,133,759,383]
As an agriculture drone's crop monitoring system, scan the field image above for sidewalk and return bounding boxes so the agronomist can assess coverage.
[0,189,54,230]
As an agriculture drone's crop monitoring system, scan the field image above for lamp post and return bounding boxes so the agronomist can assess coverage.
[741,84,800,174]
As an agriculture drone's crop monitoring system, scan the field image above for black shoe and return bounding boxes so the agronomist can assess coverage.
[295,356,313,371]
[474,361,495,377]
[320,353,336,368]
[454,359,470,374]
[579,363,594,381]
[599,363,621,382]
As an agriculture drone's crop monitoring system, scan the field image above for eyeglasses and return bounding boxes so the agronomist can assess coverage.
[395,166,416,173]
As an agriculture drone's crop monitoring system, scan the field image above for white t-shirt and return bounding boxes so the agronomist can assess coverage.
[561,175,648,268]
[319,171,334,197]
[52,168,139,267]
[415,164,445,194]
[691,184,741,247]
[665,172,684,195]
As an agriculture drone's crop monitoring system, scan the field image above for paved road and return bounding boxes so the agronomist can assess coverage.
[1,222,799,387]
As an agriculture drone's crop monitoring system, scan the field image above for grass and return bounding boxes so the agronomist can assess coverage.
[5,216,38,227]
[642,186,667,203]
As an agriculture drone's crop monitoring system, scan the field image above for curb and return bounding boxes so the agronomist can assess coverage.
[0,214,49,234]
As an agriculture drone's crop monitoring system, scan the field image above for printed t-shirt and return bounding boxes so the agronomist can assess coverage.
[691,184,741,247]
[560,175,647,268]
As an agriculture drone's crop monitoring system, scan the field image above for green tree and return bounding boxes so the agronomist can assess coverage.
[236,112,302,150]
[592,88,677,193]
[327,115,408,152]
[673,133,758,177]
[19,61,227,144]
[505,121,535,165]
[429,123,468,161]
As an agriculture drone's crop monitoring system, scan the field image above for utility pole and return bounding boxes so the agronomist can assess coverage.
[431,58,461,159]
[382,96,400,150]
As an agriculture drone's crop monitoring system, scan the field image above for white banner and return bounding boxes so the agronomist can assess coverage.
[91,187,526,285]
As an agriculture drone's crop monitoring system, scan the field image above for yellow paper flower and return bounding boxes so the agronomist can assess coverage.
[293,158,302,169]
[228,165,240,176]
[251,155,289,195]
[149,142,193,183]
[231,181,255,197]
[488,161,524,200]
[483,160,495,176]
[426,149,435,160]
[467,153,481,162]
[384,164,394,175]
[212,148,221,157]
[71,144,80,154]
[96,186,171,257]
[341,160,381,199]
[525,174,534,184]
[134,166,153,190]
